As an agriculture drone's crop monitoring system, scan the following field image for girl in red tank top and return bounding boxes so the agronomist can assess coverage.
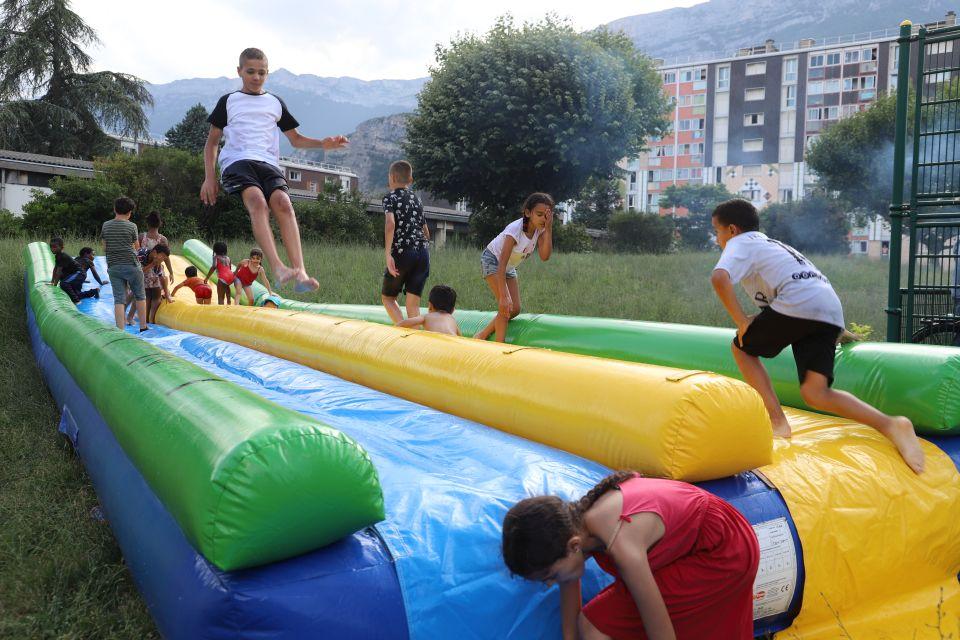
[232,247,273,306]
[502,471,760,640]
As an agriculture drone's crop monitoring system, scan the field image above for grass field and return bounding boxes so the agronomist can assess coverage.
[0,235,891,638]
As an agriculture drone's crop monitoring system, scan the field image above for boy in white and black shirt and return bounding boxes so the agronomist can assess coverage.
[710,199,924,474]
[200,47,350,293]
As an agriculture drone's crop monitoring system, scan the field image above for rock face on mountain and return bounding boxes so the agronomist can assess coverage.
[144,69,425,147]
[306,113,410,195]
[606,0,956,62]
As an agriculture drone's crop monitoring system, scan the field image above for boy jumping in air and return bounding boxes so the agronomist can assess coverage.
[709,199,924,474]
[200,47,349,293]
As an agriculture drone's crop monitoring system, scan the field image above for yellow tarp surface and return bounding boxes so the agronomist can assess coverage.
[155,300,772,481]
[767,409,960,639]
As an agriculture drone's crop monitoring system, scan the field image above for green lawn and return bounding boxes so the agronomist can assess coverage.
[0,235,891,637]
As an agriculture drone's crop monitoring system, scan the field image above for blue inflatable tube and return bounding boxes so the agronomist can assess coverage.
[26,301,408,640]
[30,264,809,638]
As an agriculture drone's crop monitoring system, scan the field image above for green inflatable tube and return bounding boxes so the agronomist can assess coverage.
[184,239,960,435]
[25,242,384,570]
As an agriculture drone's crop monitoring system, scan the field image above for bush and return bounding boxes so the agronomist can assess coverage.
[295,188,377,245]
[552,223,592,253]
[761,195,850,254]
[21,176,124,236]
[0,209,23,236]
[607,211,674,253]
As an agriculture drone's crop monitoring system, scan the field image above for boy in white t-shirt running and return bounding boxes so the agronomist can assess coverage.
[709,199,924,474]
[474,193,554,342]
[200,47,349,293]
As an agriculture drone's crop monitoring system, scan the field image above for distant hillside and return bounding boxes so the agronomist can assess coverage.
[144,69,425,154]
[606,0,957,61]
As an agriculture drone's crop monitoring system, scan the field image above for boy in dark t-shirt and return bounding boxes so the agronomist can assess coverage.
[49,237,100,303]
[381,160,431,324]
[200,47,350,293]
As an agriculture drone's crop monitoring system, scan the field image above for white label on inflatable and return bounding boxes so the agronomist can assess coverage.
[751,517,798,620]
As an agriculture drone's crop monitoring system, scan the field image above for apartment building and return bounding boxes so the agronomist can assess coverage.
[279,156,359,199]
[623,11,958,216]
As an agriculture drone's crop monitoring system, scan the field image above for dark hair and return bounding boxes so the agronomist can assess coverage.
[501,470,637,578]
[151,244,171,256]
[185,265,198,278]
[389,160,413,185]
[428,284,457,314]
[50,236,63,248]
[146,211,162,229]
[213,241,228,256]
[250,247,263,259]
[114,196,136,215]
[521,192,554,232]
[78,247,94,258]
[712,198,760,232]
[239,47,267,67]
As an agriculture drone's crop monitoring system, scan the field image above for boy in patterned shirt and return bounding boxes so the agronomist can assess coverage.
[381,160,431,323]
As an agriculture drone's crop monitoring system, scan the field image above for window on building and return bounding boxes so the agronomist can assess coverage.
[743,139,764,152]
[309,181,318,192]
[648,193,660,208]
[679,95,691,106]
[678,118,705,131]
[863,47,878,61]
[826,52,841,66]
[784,84,797,108]
[860,241,868,253]
[628,195,635,208]
[693,93,706,106]
[806,134,820,149]
[655,145,674,157]
[784,58,798,83]
[744,113,765,126]
[779,188,794,203]
[807,106,839,121]
[717,66,730,91]
[663,71,676,84]
[930,41,955,55]
[845,50,860,64]
[809,54,824,68]
[630,172,637,187]
[745,87,765,101]
[680,67,706,82]
[808,81,823,95]
[824,79,841,93]
[746,62,767,76]
[892,44,900,67]
[288,170,301,181]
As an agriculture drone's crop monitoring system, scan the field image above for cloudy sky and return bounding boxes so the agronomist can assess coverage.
[73,0,701,84]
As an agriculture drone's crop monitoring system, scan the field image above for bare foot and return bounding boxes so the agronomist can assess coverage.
[880,416,925,474]
[272,265,298,290]
[771,416,792,439]
[294,276,319,293]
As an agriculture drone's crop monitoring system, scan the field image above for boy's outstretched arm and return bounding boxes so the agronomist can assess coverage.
[711,269,753,343]
[200,126,223,206]
[397,315,425,328]
[284,130,349,150]
[89,263,105,286]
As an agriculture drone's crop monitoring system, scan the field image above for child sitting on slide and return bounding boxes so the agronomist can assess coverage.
[709,198,924,474]
[502,471,759,640]
[397,284,460,336]
[204,241,235,305]
[171,266,212,304]
[233,247,273,305]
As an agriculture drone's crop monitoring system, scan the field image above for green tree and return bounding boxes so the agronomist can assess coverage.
[0,0,151,158]
[761,195,850,254]
[606,211,674,253]
[165,103,211,154]
[573,175,622,229]
[21,175,124,235]
[805,93,897,219]
[405,16,669,241]
[294,182,377,245]
[659,182,738,250]
[0,208,22,236]
[552,222,592,252]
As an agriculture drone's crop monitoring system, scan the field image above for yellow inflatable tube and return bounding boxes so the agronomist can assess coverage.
[156,303,772,481]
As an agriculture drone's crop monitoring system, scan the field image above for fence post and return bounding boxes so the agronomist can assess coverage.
[886,20,914,342]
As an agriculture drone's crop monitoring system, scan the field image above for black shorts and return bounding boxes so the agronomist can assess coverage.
[734,307,842,385]
[382,247,430,298]
[221,160,289,202]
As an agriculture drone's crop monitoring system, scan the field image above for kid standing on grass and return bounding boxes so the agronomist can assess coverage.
[474,193,554,342]
[171,266,213,304]
[397,284,460,336]
[234,247,273,305]
[102,196,148,332]
[200,47,349,293]
[204,242,235,305]
[709,199,925,473]
[381,160,430,324]
[502,471,760,640]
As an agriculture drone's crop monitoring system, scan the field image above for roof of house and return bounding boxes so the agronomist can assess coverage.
[0,149,95,177]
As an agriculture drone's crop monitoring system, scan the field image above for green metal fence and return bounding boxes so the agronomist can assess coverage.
[888,20,960,345]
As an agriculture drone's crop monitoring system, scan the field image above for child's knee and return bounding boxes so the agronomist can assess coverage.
[800,377,829,406]
[509,305,521,319]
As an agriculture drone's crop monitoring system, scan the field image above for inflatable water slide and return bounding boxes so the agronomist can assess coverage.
[24,240,960,639]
